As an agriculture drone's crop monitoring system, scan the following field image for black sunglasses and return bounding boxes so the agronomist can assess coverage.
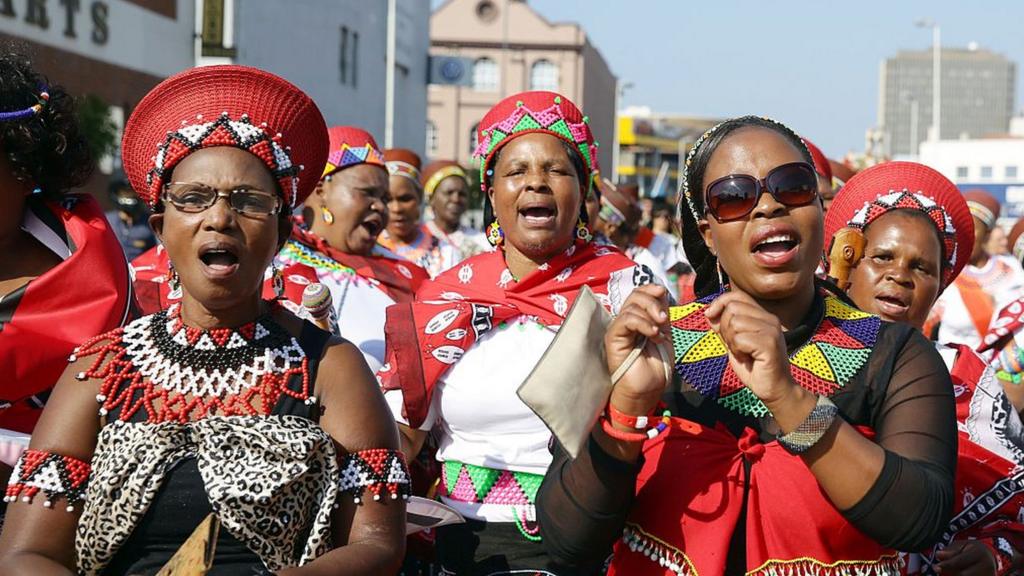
[703,162,819,222]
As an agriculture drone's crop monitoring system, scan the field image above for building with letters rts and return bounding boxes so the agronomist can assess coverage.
[0,0,196,196]
[427,0,616,171]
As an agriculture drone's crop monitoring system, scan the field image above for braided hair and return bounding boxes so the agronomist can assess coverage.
[678,116,813,298]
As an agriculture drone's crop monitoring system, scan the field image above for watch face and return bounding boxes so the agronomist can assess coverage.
[440,59,465,82]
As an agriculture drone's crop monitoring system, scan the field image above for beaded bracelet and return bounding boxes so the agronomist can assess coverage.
[5,449,91,512]
[600,410,672,442]
[776,395,839,454]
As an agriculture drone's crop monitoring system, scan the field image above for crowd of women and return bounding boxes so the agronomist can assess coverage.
[3,47,1024,576]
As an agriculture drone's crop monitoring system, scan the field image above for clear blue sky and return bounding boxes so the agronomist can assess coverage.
[432,0,1024,159]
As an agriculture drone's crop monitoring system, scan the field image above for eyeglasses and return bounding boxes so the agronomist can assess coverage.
[703,162,819,222]
[163,182,281,217]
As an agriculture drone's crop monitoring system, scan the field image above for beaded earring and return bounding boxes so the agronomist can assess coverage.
[321,206,335,225]
[716,261,726,290]
[487,221,504,247]
[166,261,182,299]
[575,218,592,242]
[272,265,285,299]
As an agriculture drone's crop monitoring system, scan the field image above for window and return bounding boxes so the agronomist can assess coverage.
[339,27,358,86]
[981,166,993,179]
[530,60,559,91]
[469,123,480,155]
[339,26,348,84]
[956,166,969,179]
[472,58,499,92]
[426,121,438,156]
[1007,166,1018,180]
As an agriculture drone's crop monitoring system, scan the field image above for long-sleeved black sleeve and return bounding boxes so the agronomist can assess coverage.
[840,328,957,550]
[537,434,641,572]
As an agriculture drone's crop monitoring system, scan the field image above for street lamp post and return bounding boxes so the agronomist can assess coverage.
[916,19,941,142]
[610,80,634,183]
[900,91,919,157]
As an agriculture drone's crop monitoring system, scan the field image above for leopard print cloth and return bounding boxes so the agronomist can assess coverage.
[75,415,338,574]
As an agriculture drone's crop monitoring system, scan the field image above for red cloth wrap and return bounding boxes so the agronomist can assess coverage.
[0,196,132,432]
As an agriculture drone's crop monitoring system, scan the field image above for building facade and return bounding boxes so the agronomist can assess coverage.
[920,132,1024,224]
[1,0,196,196]
[199,0,430,155]
[427,0,616,173]
[616,107,723,199]
[879,46,1016,157]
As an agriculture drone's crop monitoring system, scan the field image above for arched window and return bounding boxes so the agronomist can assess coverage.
[469,122,480,155]
[530,59,559,91]
[472,58,499,92]
[426,121,439,156]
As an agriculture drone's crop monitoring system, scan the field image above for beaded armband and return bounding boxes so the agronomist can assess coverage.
[776,395,839,454]
[4,449,91,512]
[338,448,411,504]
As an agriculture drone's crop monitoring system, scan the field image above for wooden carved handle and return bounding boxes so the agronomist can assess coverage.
[826,227,867,291]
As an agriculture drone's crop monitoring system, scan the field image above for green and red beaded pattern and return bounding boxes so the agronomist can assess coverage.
[440,460,544,541]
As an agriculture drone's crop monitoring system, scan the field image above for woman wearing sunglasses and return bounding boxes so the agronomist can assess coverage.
[536,116,956,575]
[0,65,408,575]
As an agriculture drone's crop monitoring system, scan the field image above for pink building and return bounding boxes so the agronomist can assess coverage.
[427,0,616,173]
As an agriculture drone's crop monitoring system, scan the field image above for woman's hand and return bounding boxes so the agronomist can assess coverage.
[703,291,800,409]
[604,284,671,419]
[935,540,998,575]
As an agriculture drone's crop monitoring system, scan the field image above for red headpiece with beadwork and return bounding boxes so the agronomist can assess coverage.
[824,161,974,288]
[323,126,386,178]
[473,91,599,192]
[121,65,328,210]
[802,137,833,183]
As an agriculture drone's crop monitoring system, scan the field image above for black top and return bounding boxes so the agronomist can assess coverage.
[536,289,957,574]
[102,321,332,576]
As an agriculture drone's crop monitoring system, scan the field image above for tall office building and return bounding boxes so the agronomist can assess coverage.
[879,46,1015,157]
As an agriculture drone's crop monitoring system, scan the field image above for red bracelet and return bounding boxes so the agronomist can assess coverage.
[600,416,649,442]
[607,404,654,430]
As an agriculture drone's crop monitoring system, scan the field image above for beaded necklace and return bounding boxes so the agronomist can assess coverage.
[671,292,880,417]
[73,302,315,423]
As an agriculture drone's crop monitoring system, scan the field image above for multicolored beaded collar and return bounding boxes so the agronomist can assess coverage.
[670,292,881,417]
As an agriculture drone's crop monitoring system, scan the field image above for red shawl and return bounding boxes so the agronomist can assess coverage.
[378,240,637,428]
[288,226,428,303]
[610,421,900,576]
[0,195,132,433]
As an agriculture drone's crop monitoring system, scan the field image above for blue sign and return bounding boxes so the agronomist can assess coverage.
[958,183,1024,219]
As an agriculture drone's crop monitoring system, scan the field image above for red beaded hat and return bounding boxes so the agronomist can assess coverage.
[473,91,598,192]
[802,138,833,182]
[384,148,422,184]
[323,126,386,178]
[963,189,1001,230]
[121,65,328,210]
[420,160,469,199]
[824,161,974,287]
[1008,219,1024,264]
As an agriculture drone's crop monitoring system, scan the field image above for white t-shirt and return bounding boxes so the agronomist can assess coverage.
[384,263,651,521]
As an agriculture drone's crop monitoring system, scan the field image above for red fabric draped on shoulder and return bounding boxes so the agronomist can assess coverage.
[378,240,637,428]
[0,195,132,432]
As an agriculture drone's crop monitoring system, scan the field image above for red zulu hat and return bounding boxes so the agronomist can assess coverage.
[963,189,1001,229]
[323,126,386,178]
[384,148,422,184]
[824,161,974,287]
[122,65,327,210]
[802,137,833,182]
[473,91,598,192]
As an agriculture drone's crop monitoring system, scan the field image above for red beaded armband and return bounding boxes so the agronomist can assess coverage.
[4,449,91,512]
[338,448,411,504]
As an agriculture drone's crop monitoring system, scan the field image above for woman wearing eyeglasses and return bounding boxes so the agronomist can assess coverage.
[0,65,408,575]
[536,116,956,575]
